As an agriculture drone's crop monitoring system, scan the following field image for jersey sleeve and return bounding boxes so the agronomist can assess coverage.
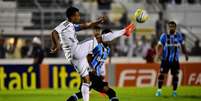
[158,33,166,46]
[54,25,62,34]
[178,33,185,45]
[74,24,81,31]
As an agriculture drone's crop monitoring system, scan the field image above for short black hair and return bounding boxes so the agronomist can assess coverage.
[168,21,176,27]
[101,29,112,35]
[66,6,79,19]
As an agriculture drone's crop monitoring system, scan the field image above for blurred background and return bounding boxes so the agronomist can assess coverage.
[0,0,201,101]
[0,0,201,61]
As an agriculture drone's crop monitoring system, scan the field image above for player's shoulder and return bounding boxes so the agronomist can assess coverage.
[93,44,102,53]
[161,33,166,36]
[176,32,183,36]
[94,44,102,50]
[55,20,74,32]
[160,33,167,39]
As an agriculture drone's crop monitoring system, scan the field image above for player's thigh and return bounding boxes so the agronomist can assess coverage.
[100,63,106,77]
[62,47,72,63]
[91,75,106,92]
[160,60,170,74]
[71,58,89,77]
[170,61,180,75]
[73,38,98,59]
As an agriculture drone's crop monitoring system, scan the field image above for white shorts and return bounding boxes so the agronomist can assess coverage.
[62,37,98,77]
[100,63,106,77]
[71,58,89,77]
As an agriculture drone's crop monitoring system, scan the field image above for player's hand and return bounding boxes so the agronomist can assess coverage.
[96,16,106,24]
[88,16,106,28]
[50,46,59,53]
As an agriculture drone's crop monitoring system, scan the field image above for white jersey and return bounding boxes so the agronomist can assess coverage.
[54,20,79,63]
[55,20,78,47]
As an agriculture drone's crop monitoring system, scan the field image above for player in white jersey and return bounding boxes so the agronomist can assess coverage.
[50,7,135,101]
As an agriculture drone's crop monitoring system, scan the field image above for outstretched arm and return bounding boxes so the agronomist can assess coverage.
[50,30,60,53]
[77,16,106,30]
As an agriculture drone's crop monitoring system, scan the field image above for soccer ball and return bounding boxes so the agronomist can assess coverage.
[134,8,149,23]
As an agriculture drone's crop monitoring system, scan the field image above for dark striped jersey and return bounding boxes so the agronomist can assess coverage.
[159,32,184,62]
[89,43,110,76]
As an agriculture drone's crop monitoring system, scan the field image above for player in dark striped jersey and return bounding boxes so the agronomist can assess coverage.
[155,21,188,97]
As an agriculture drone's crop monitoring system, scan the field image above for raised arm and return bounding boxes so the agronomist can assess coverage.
[76,16,106,31]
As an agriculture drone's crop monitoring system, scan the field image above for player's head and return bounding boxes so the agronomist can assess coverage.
[101,29,112,35]
[168,21,176,34]
[32,37,41,46]
[93,26,101,36]
[66,7,80,23]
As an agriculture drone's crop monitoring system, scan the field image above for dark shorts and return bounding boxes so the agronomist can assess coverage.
[79,72,108,92]
[160,60,180,75]
[89,73,108,92]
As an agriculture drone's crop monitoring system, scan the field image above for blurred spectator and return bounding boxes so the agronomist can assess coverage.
[28,37,44,64]
[145,0,159,12]
[188,0,196,4]
[58,0,73,7]
[115,37,128,56]
[0,37,6,58]
[136,35,151,57]
[127,31,136,57]
[5,38,18,58]
[101,12,114,29]
[191,40,201,56]
[97,0,112,10]
[158,0,168,10]
[155,12,168,40]
[145,41,156,63]
[119,11,131,28]
[175,0,182,5]
[20,39,31,58]
[169,0,182,5]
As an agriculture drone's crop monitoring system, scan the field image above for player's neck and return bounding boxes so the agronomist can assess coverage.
[67,19,74,23]
[102,43,108,47]
[168,32,176,35]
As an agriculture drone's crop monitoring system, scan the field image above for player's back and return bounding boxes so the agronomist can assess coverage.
[54,20,78,48]
[89,43,110,75]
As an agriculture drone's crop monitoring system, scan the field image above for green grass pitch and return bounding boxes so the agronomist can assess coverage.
[0,86,200,101]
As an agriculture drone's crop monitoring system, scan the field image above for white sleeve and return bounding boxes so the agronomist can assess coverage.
[101,29,125,42]
[54,25,63,34]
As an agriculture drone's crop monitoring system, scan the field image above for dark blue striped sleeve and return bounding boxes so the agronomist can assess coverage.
[159,33,166,46]
[74,24,81,31]
[178,33,184,45]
